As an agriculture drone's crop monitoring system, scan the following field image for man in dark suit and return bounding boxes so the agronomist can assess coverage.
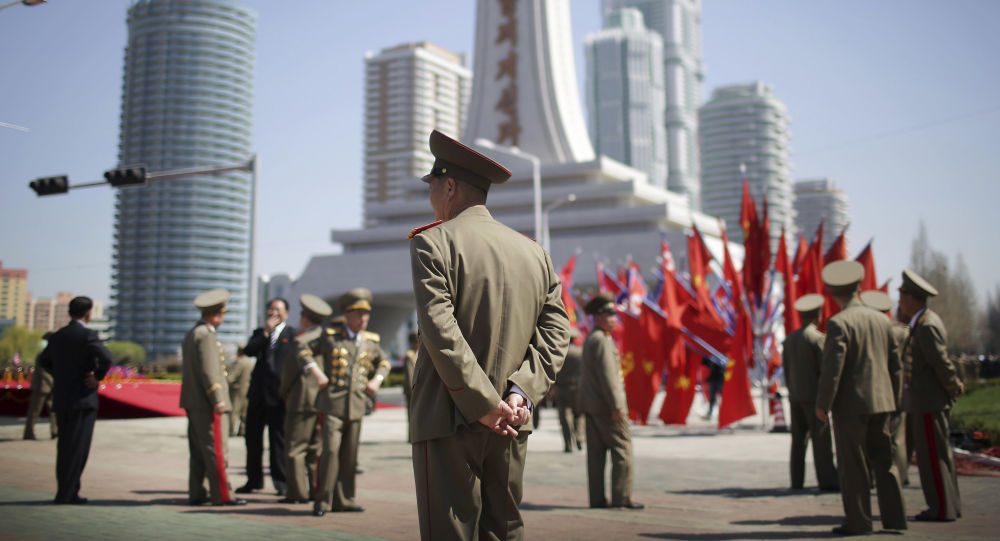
[238,298,296,495]
[36,296,112,504]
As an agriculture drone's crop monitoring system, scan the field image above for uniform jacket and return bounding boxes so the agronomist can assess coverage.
[303,326,389,421]
[815,298,901,416]
[408,206,571,443]
[403,348,417,402]
[902,309,961,413]
[36,320,112,411]
[180,322,232,413]
[555,343,583,400]
[227,355,254,400]
[783,322,825,403]
[245,324,298,407]
[30,364,55,395]
[579,328,628,417]
[280,326,322,413]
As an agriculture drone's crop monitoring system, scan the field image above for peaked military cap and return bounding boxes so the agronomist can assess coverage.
[194,288,230,313]
[793,293,825,313]
[860,290,894,313]
[421,130,512,192]
[338,287,373,313]
[822,260,865,295]
[899,269,938,299]
[300,293,333,322]
[584,293,617,316]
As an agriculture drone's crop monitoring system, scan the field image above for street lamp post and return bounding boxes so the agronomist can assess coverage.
[473,138,541,242]
[542,193,576,253]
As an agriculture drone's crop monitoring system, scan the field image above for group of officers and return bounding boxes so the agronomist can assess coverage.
[26,128,969,540]
[783,261,964,535]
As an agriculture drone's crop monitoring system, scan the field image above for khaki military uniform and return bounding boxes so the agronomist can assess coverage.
[227,354,254,437]
[280,325,323,502]
[23,365,57,439]
[180,321,233,505]
[409,205,570,540]
[903,309,962,520]
[579,327,633,508]
[555,343,585,452]
[816,299,906,533]
[305,326,388,512]
[888,323,910,486]
[783,322,838,490]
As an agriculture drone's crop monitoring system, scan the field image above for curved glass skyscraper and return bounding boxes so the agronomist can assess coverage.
[112,0,256,358]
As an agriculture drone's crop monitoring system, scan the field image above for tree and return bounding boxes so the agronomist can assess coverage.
[0,325,45,366]
[106,341,147,369]
[908,221,982,353]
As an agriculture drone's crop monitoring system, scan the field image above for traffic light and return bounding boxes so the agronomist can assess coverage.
[104,165,147,187]
[29,175,69,196]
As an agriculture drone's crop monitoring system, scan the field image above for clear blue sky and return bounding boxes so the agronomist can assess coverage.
[1,0,997,308]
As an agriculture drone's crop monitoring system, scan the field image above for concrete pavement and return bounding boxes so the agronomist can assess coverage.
[1,387,996,540]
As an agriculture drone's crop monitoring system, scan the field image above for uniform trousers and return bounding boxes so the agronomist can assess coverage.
[284,409,321,501]
[186,410,231,504]
[584,413,633,508]
[24,388,57,439]
[244,400,286,490]
[412,425,528,541]
[314,414,361,512]
[789,400,838,489]
[911,410,961,520]
[54,406,96,502]
[555,390,584,451]
[831,411,907,533]
[889,412,909,486]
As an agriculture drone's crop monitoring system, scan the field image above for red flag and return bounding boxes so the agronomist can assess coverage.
[792,234,808,274]
[717,315,758,429]
[879,279,890,294]
[683,226,732,357]
[824,228,848,264]
[854,240,878,292]
[659,347,702,425]
[596,261,623,296]
[558,255,580,342]
[759,194,772,277]
[620,301,667,424]
[657,239,687,373]
[775,226,800,334]
[688,226,717,315]
[739,178,759,244]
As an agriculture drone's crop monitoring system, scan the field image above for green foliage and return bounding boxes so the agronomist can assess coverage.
[0,325,45,366]
[106,340,147,369]
[952,379,1000,435]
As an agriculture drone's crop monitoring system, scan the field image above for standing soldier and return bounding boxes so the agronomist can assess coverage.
[402,330,419,435]
[783,293,838,491]
[180,289,245,507]
[225,343,254,437]
[305,288,389,516]
[815,262,905,535]
[579,293,643,510]
[897,270,963,522]
[555,328,585,453]
[279,294,332,504]
[23,332,57,440]
[408,130,571,540]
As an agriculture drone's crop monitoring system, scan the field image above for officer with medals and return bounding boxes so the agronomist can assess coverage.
[815,262,905,535]
[897,270,963,522]
[279,294,332,504]
[303,288,389,516]
[180,288,246,506]
[783,293,838,491]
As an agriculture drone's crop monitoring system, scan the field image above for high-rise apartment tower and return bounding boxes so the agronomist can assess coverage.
[111,0,257,358]
[794,179,849,252]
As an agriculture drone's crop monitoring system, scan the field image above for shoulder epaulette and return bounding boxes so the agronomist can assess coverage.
[362,330,380,343]
[409,220,443,239]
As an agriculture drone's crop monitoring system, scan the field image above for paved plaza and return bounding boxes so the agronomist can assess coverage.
[1,387,996,540]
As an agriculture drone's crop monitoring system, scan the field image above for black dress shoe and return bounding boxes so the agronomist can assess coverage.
[332,505,365,512]
[831,526,872,536]
[614,502,644,510]
[277,498,309,504]
[589,503,608,509]
[214,498,247,506]
[235,484,257,494]
[54,496,88,505]
[313,508,326,517]
[914,510,955,522]
[189,497,210,506]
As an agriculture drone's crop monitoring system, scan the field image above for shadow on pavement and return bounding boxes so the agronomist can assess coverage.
[638,531,834,540]
[0,499,150,507]
[183,506,311,517]
[669,487,805,498]
[731,515,843,527]
[519,502,589,511]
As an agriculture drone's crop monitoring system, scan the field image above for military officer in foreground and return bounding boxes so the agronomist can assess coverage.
[815,261,905,535]
[555,328,585,453]
[860,290,911,487]
[279,294,332,504]
[408,130,571,540]
[783,293,838,491]
[180,289,245,506]
[579,294,642,510]
[303,288,389,516]
[897,270,963,521]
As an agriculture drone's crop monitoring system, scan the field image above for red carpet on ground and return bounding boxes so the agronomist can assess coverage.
[2,380,401,419]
